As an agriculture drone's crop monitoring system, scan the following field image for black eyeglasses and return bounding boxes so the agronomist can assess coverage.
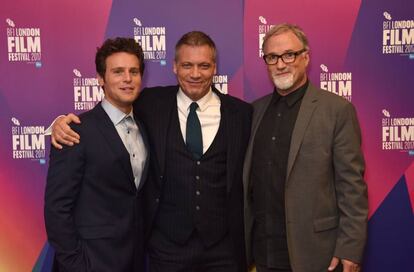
[263,49,307,65]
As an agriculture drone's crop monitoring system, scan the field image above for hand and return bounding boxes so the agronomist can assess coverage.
[51,113,81,149]
[328,257,361,272]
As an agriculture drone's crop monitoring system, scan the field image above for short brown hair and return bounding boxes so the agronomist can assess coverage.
[95,37,145,78]
[175,31,217,62]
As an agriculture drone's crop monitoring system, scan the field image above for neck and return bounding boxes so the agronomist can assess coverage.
[105,99,132,114]
[118,105,133,114]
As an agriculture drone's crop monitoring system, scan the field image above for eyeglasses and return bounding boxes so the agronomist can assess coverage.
[263,49,307,65]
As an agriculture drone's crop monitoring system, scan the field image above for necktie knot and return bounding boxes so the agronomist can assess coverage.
[189,102,199,113]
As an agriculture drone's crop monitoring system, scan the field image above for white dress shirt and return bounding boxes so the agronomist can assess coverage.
[177,88,221,154]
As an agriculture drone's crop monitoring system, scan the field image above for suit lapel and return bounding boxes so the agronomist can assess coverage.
[134,114,150,192]
[286,84,319,183]
[93,103,136,191]
[251,98,272,141]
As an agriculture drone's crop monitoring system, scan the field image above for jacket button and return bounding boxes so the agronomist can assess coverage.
[160,175,163,179]
[155,198,159,203]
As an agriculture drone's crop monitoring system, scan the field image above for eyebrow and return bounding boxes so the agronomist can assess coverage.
[109,66,140,70]
[269,49,296,54]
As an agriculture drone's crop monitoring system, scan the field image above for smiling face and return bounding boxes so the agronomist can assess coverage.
[263,30,309,96]
[98,52,141,113]
[173,44,217,101]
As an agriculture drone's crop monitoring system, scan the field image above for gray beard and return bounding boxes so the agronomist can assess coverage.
[272,73,294,90]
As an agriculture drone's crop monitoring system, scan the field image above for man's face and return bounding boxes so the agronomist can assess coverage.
[173,44,217,101]
[263,31,309,95]
[98,52,141,113]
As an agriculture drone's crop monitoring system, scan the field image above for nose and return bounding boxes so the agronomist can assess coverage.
[275,58,287,70]
[190,67,201,78]
[124,71,132,82]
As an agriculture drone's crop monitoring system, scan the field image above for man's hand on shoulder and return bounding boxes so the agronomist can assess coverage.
[51,113,81,149]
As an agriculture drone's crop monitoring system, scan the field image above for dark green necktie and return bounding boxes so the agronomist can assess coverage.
[186,102,203,159]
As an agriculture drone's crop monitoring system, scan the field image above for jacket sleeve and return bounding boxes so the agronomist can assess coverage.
[44,124,89,271]
[332,102,368,263]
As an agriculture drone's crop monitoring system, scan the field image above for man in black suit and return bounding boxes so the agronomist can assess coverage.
[50,31,251,272]
[44,38,149,272]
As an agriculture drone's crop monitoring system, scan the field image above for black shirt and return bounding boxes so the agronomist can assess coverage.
[250,81,308,269]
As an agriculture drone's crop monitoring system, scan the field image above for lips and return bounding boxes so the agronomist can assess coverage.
[119,87,136,93]
[186,81,204,88]
[274,71,291,77]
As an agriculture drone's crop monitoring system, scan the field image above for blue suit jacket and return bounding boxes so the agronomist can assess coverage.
[45,102,149,272]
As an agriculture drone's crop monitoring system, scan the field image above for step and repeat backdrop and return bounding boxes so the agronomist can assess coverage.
[1,0,413,271]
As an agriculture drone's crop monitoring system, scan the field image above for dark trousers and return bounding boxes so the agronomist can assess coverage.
[148,229,238,272]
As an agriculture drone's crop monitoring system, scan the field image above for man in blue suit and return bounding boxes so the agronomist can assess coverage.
[44,37,149,272]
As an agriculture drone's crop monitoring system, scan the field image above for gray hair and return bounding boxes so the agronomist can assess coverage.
[262,23,309,51]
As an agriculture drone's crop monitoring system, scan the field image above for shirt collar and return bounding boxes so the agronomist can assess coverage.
[272,80,309,107]
[101,98,134,126]
[177,87,220,113]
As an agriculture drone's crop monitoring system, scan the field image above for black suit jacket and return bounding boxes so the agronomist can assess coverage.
[134,85,252,271]
[44,103,149,272]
